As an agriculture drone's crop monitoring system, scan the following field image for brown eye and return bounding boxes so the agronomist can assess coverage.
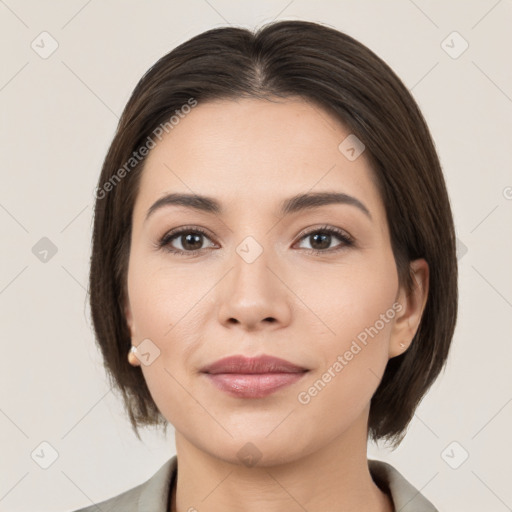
[177,232,205,251]
[158,227,216,255]
[296,226,354,254]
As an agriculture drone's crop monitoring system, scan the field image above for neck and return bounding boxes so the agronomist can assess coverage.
[170,408,393,512]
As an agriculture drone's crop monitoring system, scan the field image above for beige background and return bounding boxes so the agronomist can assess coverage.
[1,1,511,511]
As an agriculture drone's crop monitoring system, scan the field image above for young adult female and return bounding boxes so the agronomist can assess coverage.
[74,19,458,512]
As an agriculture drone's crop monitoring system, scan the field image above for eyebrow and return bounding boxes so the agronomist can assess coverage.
[145,191,372,222]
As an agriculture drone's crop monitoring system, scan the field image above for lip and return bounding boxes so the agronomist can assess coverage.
[201,355,309,399]
[200,354,308,374]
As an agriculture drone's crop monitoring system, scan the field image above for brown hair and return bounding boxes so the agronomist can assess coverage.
[89,20,458,447]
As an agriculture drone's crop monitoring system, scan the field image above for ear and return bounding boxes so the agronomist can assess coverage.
[388,258,429,359]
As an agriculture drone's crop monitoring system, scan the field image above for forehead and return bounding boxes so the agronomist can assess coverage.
[134,98,385,225]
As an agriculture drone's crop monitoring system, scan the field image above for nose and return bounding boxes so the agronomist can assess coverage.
[216,242,292,332]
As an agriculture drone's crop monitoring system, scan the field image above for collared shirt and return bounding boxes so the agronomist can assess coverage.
[71,456,439,512]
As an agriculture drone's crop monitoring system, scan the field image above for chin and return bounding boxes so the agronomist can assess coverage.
[201,434,316,469]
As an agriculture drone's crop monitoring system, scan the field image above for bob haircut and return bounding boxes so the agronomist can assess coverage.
[89,20,458,448]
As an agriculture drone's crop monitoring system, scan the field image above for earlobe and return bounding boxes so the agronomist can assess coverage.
[128,345,141,367]
[389,258,429,358]
[124,299,141,367]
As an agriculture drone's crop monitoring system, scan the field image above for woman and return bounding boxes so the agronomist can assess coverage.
[75,19,457,512]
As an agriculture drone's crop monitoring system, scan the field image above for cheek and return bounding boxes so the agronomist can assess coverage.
[296,253,398,392]
[295,275,397,430]
[127,260,206,424]
[127,253,207,339]
[126,255,210,392]
[297,252,398,343]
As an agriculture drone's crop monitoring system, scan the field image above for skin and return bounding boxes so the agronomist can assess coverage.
[124,97,429,512]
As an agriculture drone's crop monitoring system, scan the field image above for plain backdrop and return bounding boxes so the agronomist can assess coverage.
[1,1,511,511]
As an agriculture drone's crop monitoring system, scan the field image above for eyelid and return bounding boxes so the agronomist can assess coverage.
[295,224,353,243]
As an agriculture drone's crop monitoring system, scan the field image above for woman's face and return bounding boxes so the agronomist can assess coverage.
[124,97,423,465]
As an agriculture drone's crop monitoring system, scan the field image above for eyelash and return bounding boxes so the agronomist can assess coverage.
[156,224,355,257]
